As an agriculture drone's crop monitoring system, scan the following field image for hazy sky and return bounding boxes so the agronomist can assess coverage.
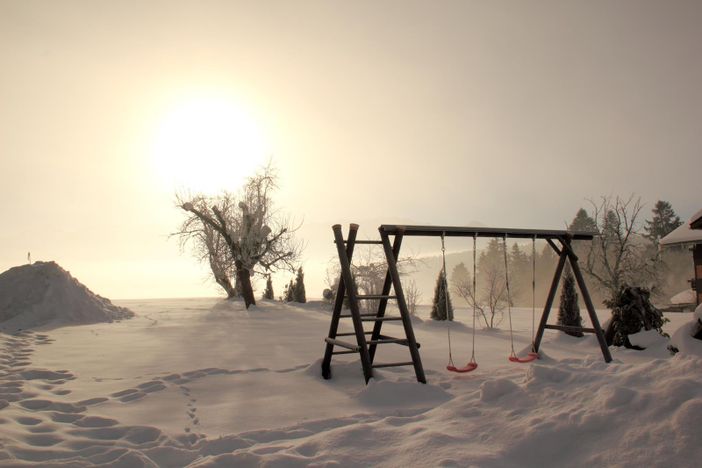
[2,0,701,299]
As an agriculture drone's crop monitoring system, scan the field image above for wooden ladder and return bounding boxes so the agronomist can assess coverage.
[321,224,426,384]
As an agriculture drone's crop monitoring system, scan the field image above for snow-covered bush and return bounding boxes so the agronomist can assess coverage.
[604,285,668,348]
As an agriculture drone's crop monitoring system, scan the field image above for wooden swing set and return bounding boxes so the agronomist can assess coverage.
[321,224,612,384]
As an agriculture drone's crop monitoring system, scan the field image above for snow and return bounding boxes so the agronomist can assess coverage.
[0,262,133,332]
[1,293,701,466]
[671,288,696,305]
[670,304,702,359]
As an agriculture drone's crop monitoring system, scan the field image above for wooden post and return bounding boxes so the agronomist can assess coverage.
[563,240,612,362]
[533,246,568,353]
[380,229,426,383]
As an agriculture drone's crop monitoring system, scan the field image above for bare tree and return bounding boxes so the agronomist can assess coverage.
[405,279,422,316]
[584,195,660,301]
[175,165,302,308]
[452,262,506,329]
[326,246,418,314]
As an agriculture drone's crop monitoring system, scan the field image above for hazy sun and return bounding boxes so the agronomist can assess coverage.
[150,94,268,193]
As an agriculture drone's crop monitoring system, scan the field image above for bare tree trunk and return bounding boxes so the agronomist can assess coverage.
[215,274,236,299]
[235,261,256,308]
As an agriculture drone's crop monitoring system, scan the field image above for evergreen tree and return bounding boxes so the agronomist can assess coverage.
[284,279,295,302]
[430,270,454,321]
[557,267,583,337]
[509,243,530,305]
[644,200,683,245]
[569,208,598,232]
[293,267,307,303]
[451,262,470,285]
[262,275,274,300]
[450,262,471,303]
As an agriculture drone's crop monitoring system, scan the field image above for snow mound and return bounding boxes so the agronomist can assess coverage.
[670,304,702,357]
[0,261,133,330]
[356,379,452,407]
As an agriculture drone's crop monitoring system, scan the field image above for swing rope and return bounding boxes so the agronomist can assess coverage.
[470,233,477,363]
[531,235,537,350]
[504,234,538,363]
[504,235,516,357]
[441,233,454,366]
[443,232,478,373]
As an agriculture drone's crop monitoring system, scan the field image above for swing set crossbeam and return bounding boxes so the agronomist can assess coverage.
[380,224,597,240]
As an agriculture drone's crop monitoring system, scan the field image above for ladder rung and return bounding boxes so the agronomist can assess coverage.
[336,240,383,245]
[360,316,403,322]
[336,331,373,336]
[339,313,382,318]
[356,295,397,300]
[544,324,596,334]
[332,350,358,355]
[369,338,407,345]
[369,338,422,349]
[324,337,361,351]
[372,361,414,369]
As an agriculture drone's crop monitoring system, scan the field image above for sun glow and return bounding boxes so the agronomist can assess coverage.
[150,94,269,193]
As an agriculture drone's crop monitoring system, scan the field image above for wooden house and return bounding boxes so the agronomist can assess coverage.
[660,208,702,306]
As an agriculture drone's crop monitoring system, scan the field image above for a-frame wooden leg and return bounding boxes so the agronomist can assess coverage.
[380,230,426,384]
[330,224,374,383]
[533,244,568,353]
[563,241,613,363]
[533,237,612,363]
[368,233,403,363]
[322,224,359,380]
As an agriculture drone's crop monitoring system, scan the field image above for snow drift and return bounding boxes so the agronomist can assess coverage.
[0,261,133,330]
[671,303,702,357]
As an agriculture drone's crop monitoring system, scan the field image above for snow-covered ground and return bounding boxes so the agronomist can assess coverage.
[1,296,701,467]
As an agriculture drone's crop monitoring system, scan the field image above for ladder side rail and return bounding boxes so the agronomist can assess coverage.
[333,224,374,383]
[368,233,404,363]
[380,230,426,383]
[322,224,359,380]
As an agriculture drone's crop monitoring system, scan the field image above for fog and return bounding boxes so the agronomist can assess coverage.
[1,0,701,299]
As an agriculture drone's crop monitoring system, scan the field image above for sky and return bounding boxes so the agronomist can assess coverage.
[1,0,701,300]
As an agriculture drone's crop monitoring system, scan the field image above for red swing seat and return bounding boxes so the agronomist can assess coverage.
[508,351,539,363]
[446,361,478,373]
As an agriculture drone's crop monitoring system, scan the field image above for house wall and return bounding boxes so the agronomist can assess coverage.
[694,244,702,306]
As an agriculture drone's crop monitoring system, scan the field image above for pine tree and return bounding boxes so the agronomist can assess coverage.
[284,279,295,302]
[430,270,454,321]
[644,200,682,245]
[509,243,530,305]
[293,267,306,303]
[557,267,583,337]
[262,275,274,300]
[451,262,470,286]
[569,208,598,232]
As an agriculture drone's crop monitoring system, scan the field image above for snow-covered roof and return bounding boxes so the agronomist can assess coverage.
[690,208,702,230]
[660,208,702,246]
